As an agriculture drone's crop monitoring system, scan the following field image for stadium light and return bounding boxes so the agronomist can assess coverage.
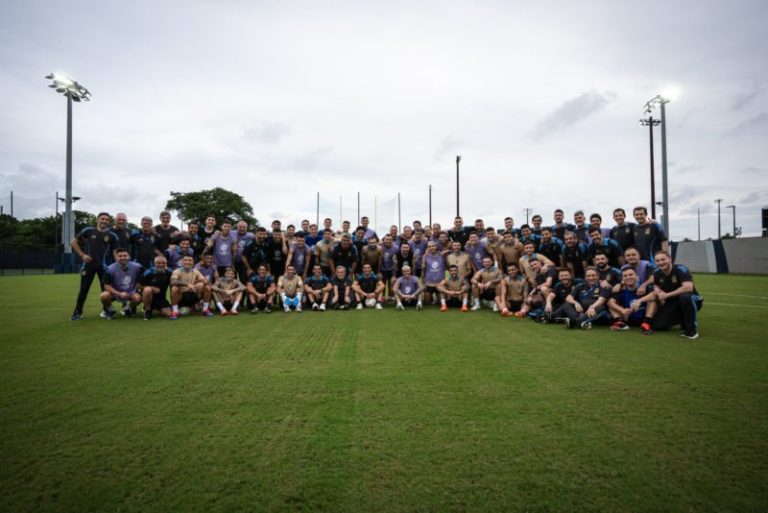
[643,93,673,239]
[715,198,723,239]
[639,117,661,219]
[46,73,91,268]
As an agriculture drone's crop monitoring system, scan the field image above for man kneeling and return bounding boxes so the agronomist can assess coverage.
[99,248,143,319]
[395,265,424,310]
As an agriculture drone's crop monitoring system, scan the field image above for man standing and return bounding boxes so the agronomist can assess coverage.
[610,208,636,250]
[586,227,625,268]
[70,212,118,320]
[110,212,131,256]
[422,241,446,305]
[165,238,194,268]
[154,211,180,253]
[448,216,471,248]
[287,236,313,279]
[234,221,255,285]
[206,221,237,277]
[330,234,359,275]
[99,248,143,319]
[445,241,473,282]
[130,216,161,269]
[562,231,589,279]
[551,209,575,241]
[314,229,335,277]
[360,216,377,240]
[632,206,669,262]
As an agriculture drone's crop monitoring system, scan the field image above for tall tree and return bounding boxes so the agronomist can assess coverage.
[165,188,257,227]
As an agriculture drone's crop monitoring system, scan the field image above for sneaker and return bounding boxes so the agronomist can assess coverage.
[640,322,653,336]
[263,306,272,313]
[284,305,291,313]
[250,306,260,314]
[539,315,548,324]
[312,302,319,311]
[611,320,629,331]
[170,311,179,320]
[416,301,423,311]
[396,303,405,311]
[70,312,82,321]
[461,304,469,312]
[100,309,115,320]
[319,303,326,311]
[492,303,499,312]
[202,308,215,317]
[681,331,699,340]
[356,303,363,310]
[296,306,302,313]
[375,302,383,310]
[144,310,153,321]
[564,318,572,329]
[230,309,239,316]
[580,320,592,330]
[440,304,448,312]
[514,310,526,319]
[339,305,348,311]
[471,304,481,311]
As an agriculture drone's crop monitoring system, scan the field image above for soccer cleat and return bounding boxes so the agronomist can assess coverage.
[514,310,526,319]
[564,318,572,329]
[681,331,699,340]
[461,304,469,312]
[580,320,592,330]
[471,304,481,311]
[230,309,239,316]
[610,320,629,331]
[396,303,405,311]
[296,306,302,313]
[250,306,260,314]
[70,312,82,321]
[492,303,499,312]
[416,301,423,311]
[170,311,179,320]
[440,304,448,312]
[284,305,291,313]
[318,303,326,311]
[202,309,215,317]
[100,309,115,320]
[356,303,363,310]
[640,322,654,336]
[263,306,272,313]
[144,310,153,321]
[312,302,319,311]
[375,303,383,310]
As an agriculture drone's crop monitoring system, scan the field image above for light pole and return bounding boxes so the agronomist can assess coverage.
[45,73,91,266]
[715,199,723,239]
[56,193,81,250]
[639,117,661,219]
[726,204,737,237]
[455,156,461,217]
[644,94,673,238]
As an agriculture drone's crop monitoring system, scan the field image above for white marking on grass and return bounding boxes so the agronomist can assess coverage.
[700,292,768,300]
[705,302,768,309]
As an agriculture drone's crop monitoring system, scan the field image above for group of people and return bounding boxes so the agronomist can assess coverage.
[67,206,703,339]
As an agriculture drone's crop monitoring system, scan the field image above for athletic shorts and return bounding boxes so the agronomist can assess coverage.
[150,294,171,311]
[284,296,300,308]
[424,285,438,294]
[401,298,418,308]
[446,298,462,308]
[180,291,199,307]
[507,300,523,312]
[480,289,496,301]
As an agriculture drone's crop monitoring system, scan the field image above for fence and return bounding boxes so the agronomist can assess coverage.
[673,237,768,274]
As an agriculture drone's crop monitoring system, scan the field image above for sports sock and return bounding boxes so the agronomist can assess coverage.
[232,300,240,310]
[441,298,446,306]
[202,302,210,310]
[172,305,179,313]
[216,302,226,312]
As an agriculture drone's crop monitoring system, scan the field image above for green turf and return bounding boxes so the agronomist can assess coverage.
[1,274,766,512]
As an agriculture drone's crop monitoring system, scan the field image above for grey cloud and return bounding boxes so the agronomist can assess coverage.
[242,120,291,144]
[531,91,617,141]
[727,112,768,137]
[730,79,766,111]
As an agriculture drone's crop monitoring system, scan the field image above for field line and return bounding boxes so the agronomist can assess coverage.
[700,292,768,300]
[705,302,768,309]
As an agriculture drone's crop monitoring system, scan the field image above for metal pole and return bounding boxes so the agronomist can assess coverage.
[397,193,401,231]
[659,102,670,239]
[726,205,736,237]
[715,199,722,239]
[455,156,461,217]
[316,192,319,226]
[64,95,74,261]
[648,116,657,219]
[428,184,432,228]
[9,190,13,217]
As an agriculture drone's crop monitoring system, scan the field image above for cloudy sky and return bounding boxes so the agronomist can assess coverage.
[1,0,766,239]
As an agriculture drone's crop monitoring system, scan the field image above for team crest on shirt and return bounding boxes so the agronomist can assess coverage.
[671,275,678,284]
[625,227,630,234]
[404,286,412,293]
[593,289,600,297]
[431,261,439,269]
[645,227,651,235]
[104,235,110,242]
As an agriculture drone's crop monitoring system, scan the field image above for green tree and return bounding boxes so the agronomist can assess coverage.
[165,188,258,227]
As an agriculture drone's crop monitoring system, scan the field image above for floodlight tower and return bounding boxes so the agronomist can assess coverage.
[45,73,91,265]
[644,92,675,239]
[639,117,661,219]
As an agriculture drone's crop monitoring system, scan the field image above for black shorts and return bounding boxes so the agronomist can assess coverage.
[180,291,199,307]
[381,270,394,283]
[507,300,523,312]
[446,297,462,308]
[424,285,438,294]
[150,294,171,311]
[401,298,418,307]
[480,289,497,301]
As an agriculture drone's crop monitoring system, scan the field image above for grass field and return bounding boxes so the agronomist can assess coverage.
[1,273,767,513]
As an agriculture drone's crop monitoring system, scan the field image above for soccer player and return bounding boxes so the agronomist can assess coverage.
[445,241,473,282]
[471,256,503,311]
[277,264,303,312]
[360,216,377,240]
[314,229,335,277]
[304,264,332,310]
[165,238,194,268]
[195,253,218,285]
[70,212,119,320]
[139,255,173,320]
[154,211,180,253]
[561,267,611,329]
[543,268,577,324]
[551,209,575,241]
[296,219,311,238]
[589,213,612,239]
[483,228,502,267]
[394,265,424,310]
[409,229,428,277]
[99,248,143,319]
[330,265,354,310]
[497,231,524,270]
[519,240,555,281]
[586,227,624,268]
[607,267,656,333]
[267,229,289,279]
[234,221,255,284]
[247,265,276,313]
[361,236,383,275]
[380,234,399,300]
[562,231,589,279]
[110,212,131,256]
[518,224,541,248]
[538,227,564,268]
[436,231,452,255]
[593,253,622,289]
[610,208,636,250]
[304,224,322,249]
[499,263,529,317]
[437,264,470,312]
[530,215,544,236]
[572,210,590,244]
[353,263,385,309]
[647,251,703,339]
[471,218,486,237]
[524,259,556,313]
[351,227,368,266]
[330,234,359,275]
[623,247,656,295]
[287,236,312,278]
[130,216,162,269]
[170,255,214,319]
[185,221,207,260]
[502,217,520,238]
[392,241,414,285]
[464,232,487,273]
[206,221,237,277]
[201,216,218,246]
[211,267,246,315]
[632,206,669,262]
[448,216,471,248]
[242,227,270,277]
[422,241,446,305]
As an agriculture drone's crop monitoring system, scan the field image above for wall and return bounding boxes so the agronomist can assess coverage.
[674,237,768,274]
